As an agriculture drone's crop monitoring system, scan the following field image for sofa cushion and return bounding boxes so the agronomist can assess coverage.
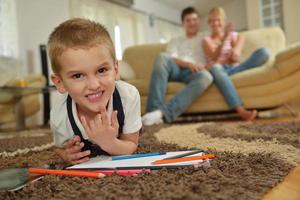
[123,44,166,80]
[275,42,300,77]
[119,60,136,80]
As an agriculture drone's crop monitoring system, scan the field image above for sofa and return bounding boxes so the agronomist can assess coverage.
[0,57,46,127]
[122,27,300,115]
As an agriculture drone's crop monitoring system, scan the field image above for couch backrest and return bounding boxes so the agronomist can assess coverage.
[240,27,286,61]
[123,44,166,79]
[123,27,286,80]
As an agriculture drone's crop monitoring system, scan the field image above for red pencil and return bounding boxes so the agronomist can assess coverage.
[152,154,215,165]
[28,168,105,178]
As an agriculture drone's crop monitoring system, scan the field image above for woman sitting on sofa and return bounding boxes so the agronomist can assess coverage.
[202,6,270,120]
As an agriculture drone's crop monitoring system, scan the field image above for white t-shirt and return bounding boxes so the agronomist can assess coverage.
[166,32,205,64]
[50,80,142,147]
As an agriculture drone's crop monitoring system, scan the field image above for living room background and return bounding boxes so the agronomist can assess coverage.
[0,0,300,126]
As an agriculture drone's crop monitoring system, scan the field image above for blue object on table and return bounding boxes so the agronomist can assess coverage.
[112,152,166,161]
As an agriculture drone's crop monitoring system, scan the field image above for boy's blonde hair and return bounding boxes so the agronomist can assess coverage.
[48,18,116,74]
[208,6,227,22]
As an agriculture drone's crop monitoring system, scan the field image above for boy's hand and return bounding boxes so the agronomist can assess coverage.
[56,135,91,164]
[81,110,119,150]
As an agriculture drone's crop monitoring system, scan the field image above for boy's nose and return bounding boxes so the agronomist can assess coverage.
[87,77,101,90]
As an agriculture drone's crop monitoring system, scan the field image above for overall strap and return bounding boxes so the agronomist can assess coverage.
[113,88,124,136]
[66,88,124,157]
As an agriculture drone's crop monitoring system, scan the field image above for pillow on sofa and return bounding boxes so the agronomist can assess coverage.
[119,60,136,81]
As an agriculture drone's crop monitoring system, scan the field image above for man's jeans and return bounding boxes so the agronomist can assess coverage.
[210,48,270,109]
[146,53,213,122]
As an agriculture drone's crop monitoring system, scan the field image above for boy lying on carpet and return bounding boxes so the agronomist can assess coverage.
[47,18,142,164]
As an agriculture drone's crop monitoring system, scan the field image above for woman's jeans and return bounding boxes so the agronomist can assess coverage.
[210,48,270,109]
[146,53,213,122]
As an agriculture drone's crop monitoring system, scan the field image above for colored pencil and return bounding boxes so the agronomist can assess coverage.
[152,154,215,165]
[112,152,166,161]
[83,169,151,176]
[162,150,203,160]
[28,168,105,178]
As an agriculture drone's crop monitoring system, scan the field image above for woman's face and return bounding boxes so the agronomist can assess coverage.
[208,14,224,33]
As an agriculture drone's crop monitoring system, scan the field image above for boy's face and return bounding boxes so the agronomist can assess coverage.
[51,44,119,115]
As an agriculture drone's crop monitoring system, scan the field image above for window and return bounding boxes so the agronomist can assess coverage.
[0,0,18,58]
[260,0,283,28]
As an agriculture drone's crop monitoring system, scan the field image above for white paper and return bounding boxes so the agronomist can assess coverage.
[68,151,206,169]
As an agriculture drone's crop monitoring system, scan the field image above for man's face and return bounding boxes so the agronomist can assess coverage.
[51,44,119,115]
[182,13,200,35]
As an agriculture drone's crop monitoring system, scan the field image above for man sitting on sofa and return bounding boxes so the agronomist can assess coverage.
[142,7,213,125]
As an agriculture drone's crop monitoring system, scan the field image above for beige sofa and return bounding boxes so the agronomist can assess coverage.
[0,57,46,127]
[122,27,300,114]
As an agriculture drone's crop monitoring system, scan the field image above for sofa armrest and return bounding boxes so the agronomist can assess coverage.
[275,42,300,77]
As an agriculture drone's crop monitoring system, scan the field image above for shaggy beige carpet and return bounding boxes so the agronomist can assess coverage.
[0,121,299,200]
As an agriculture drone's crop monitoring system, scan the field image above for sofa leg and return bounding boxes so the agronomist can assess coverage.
[283,103,298,117]
[15,97,26,131]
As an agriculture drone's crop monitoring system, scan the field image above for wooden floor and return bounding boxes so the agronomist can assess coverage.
[263,165,300,200]
[259,100,300,200]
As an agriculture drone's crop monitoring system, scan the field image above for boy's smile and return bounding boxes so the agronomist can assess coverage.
[51,44,119,116]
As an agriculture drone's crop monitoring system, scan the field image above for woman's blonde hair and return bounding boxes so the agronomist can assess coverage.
[48,18,116,74]
[208,6,227,22]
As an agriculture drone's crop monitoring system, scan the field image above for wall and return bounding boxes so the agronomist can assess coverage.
[246,0,300,44]
[133,0,181,24]
[282,0,300,44]
[246,0,261,30]
[201,0,248,32]
[16,0,70,125]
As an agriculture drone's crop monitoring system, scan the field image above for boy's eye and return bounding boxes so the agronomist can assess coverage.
[72,74,83,79]
[97,67,108,74]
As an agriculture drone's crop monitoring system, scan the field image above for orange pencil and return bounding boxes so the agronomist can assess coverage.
[28,168,105,178]
[152,154,215,165]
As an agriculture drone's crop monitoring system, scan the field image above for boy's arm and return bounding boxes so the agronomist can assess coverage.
[54,136,91,164]
[101,132,139,155]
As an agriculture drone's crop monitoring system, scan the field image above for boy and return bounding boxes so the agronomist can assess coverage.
[48,18,142,164]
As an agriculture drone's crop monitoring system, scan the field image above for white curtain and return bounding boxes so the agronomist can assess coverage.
[0,0,18,58]
[69,0,181,59]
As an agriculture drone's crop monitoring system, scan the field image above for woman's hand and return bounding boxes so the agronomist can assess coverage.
[81,110,119,150]
[55,135,91,164]
[230,49,241,63]
[224,22,234,38]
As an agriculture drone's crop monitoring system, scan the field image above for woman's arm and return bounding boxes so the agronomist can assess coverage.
[202,37,224,62]
[231,34,245,63]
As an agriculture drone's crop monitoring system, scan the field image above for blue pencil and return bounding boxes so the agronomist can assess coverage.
[112,152,166,161]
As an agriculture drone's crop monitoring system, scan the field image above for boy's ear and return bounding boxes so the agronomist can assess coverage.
[114,60,120,81]
[51,74,67,94]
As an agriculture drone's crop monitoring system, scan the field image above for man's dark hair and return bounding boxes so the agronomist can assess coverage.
[181,7,199,21]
